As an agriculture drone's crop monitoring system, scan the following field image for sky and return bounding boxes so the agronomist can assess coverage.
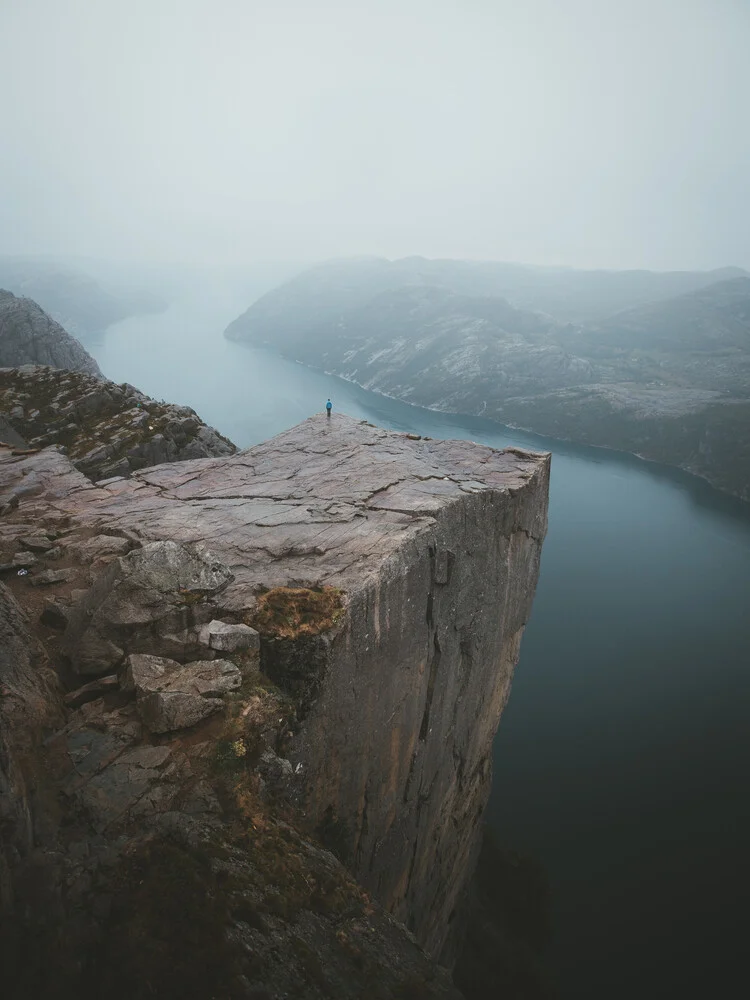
[0,0,748,271]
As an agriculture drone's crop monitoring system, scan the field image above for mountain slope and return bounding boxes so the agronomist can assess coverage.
[0,365,236,481]
[225,256,749,341]
[0,256,165,341]
[0,290,103,376]
[225,258,750,499]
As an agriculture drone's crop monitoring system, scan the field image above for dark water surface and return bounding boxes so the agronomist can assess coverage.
[93,292,750,999]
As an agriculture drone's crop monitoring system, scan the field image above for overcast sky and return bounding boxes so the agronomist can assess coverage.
[1,0,748,271]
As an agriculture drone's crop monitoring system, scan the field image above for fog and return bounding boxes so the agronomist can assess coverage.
[1,0,748,271]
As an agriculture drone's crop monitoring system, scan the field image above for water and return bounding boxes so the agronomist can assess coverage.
[93,290,750,999]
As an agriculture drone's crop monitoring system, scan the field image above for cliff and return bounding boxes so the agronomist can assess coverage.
[0,290,103,375]
[0,256,166,342]
[0,365,236,481]
[225,262,750,501]
[0,414,549,996]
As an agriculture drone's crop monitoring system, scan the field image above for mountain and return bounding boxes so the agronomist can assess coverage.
[0,256,166,341]
[0,289,103,376]
[566,277,750,392]
[225,259,750,500]
[225,256,749,341]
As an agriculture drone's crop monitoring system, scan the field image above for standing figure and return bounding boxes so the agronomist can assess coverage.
[326,398,332,417]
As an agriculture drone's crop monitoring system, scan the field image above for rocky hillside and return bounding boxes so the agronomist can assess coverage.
[0,568,461,1000]
[0,365,236,482]
[0,414,549,998]
[0,256,165,342]
[0,289,103,375]
[226,261,750,501]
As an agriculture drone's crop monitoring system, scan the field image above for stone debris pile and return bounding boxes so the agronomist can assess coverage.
[0,363,236,481]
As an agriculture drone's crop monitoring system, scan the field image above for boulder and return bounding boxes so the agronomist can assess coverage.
[40,598,71,630]
[66,534,133,564]
[138,691,224,734]
[11,552,37,569]
[198,619,260,653]
[122,653,241,698]
[62,541,234,675]
[29,568,75,586]
[121,652,239,733]
[18,535,54,552]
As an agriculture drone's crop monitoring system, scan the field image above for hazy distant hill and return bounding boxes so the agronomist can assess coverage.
[225,256,749,341]
[567,275,750,378]
[225,257,750,499]
[0,290,102,376]
[0,256,165,341]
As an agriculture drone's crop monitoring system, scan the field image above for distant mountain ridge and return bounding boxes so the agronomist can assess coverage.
[225,256,749,341]
[225,257,750,500]
[0,256,166,341]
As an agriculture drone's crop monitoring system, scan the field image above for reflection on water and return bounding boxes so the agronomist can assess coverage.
[92,293,750,999]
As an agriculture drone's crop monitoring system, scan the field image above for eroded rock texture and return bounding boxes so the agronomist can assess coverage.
[0,290,102,375]
[0,364,236,481]
[0,413,549,970]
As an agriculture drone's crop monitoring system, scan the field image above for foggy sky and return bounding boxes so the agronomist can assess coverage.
[1,0,748,271]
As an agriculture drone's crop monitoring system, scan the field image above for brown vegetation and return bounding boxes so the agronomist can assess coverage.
[249,586,344,639]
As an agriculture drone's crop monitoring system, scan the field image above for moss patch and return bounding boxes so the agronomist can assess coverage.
[248,586,344,639]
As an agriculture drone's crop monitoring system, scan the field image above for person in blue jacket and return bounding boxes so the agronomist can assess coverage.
[325,398,332,417]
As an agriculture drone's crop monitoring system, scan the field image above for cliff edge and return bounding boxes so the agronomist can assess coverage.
[0,414,549,996]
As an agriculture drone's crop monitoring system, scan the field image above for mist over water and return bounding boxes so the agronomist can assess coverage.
[90,295,750,999]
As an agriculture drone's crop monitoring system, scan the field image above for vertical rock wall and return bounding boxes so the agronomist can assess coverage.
[287,468,549,961]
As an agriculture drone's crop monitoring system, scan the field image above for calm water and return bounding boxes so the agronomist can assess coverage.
[93,291,750,999]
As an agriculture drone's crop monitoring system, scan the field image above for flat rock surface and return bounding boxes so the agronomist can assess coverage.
[0,413,549,613]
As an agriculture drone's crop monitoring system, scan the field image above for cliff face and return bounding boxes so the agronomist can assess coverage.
[0,256,166,342]
[0,290,103,375]
[278,434,548,961]
[0,365,236,481]
[0,414,548,993]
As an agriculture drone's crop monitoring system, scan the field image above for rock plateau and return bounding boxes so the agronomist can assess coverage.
[0,413,549,998]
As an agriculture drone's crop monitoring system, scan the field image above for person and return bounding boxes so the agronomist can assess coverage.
[325,398,332,417]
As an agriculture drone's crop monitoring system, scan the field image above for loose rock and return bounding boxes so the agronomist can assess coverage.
[138,691,224,734]
[29,568,75,586]
[40,598,71,630]
[64,674,119,708]
[62,541,234,675]
[198,619,260,653]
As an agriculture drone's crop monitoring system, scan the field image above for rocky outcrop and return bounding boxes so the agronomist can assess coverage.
[62,540,234,675]
[0,582,64,931]
[0,256,167,342]
[0,413,549,979]
[225,259,750,500]
[0,290,102,375]
[0,364,236,481]
[0,589,461,1000]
